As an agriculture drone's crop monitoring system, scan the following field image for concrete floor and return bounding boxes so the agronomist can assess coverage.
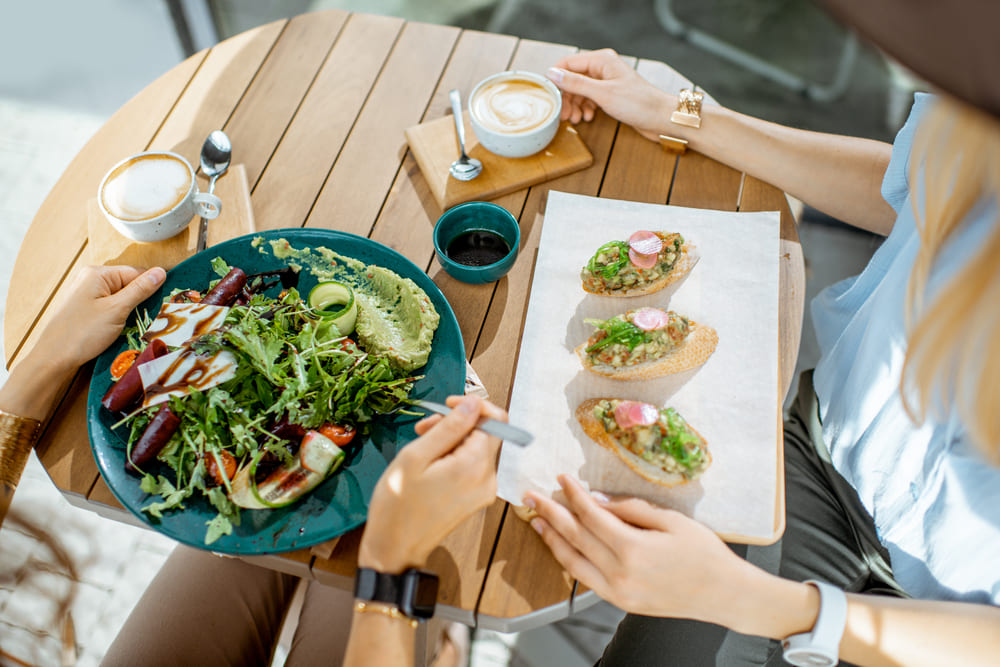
[0,1,890,664]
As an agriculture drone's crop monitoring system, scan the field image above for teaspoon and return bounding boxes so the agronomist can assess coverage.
[196,130,232,252]
[448,89,482,181]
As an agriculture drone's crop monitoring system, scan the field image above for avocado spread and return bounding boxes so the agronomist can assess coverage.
[255,237,439,371]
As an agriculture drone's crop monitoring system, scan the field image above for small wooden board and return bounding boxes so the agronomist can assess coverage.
[405,115,593,210]
[86,163,255,269]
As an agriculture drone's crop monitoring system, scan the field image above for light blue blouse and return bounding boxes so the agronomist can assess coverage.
[811,93,1000,604]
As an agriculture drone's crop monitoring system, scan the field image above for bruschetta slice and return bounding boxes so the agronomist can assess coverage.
[575,308,717,381]
[577,398,711,486]
[580,231,697,297]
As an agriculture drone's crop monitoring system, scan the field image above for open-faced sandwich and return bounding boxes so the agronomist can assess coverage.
[581,230,697,296]
[576,307,717,380]
[576,398,711,486]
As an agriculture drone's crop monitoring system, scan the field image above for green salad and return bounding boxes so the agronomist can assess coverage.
[109,256,431,544]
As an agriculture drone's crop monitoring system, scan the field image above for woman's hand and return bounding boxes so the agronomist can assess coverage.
[34,265,167,373]
[547,49,674,142]
[0,265,165,422]
[524,474,762,623]
[358,395,505,574]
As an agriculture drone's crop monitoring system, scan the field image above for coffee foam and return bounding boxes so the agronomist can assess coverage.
[471,78,557,134]
[101,154,191,221]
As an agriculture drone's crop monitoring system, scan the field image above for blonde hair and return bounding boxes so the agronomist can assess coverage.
[904,95,1000,464]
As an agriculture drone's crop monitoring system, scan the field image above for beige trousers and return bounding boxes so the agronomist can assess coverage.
[102,545,357,666]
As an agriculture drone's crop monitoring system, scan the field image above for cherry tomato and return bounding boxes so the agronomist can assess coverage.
[169,290,203,303]
[109,349,141,380]
[204,450,237,486]
[317,423,357,446]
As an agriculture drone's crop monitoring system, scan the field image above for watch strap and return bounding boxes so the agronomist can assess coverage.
[354,567,439,621]
[782,580,848,667]
[354,567,404,605]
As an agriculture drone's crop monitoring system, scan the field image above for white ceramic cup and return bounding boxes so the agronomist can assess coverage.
[468,70,562,158]
[98,151,222,243]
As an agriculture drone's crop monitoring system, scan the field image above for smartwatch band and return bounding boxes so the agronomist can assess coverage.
[782,580,848,667]
[354,567,439,621]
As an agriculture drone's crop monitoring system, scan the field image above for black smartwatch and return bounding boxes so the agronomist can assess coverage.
[354,567,440,621]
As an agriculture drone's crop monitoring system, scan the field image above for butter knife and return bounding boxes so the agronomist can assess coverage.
[415,400,533,446]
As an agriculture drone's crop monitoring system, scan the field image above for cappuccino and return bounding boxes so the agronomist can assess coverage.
[98,151,222,243]
[468,71,562,158]
[471,78,558,135]
[101,153,191,221]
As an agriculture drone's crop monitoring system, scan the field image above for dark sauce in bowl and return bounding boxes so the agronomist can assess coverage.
[445,230,511,267]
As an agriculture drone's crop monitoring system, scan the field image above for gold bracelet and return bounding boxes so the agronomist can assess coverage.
[671,88,704,129]
[0,409,42,489]
[353,600,419,629]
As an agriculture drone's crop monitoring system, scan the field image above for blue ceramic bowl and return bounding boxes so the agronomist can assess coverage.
[433,202,520,284]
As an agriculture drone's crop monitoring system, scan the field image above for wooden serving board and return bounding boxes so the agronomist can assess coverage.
[405,115,593,210]
[86,163,255,269]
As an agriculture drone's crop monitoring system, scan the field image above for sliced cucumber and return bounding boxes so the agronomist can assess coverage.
[308,281,358,335]
[230,431,345,510]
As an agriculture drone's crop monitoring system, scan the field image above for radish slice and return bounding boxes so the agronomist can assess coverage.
[632,307,671,331]
[614,401,660,429]
[628,230,663,256]
[628,247,658,269]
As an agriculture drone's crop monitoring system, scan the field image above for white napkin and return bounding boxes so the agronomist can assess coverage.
[498,191,782,542]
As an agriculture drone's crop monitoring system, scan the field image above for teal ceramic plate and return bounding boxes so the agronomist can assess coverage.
[87,229,465,555]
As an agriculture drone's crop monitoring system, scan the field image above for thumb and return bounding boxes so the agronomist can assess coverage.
[407,395,483,463]
[108,266,166,311]
[547,67,607,105]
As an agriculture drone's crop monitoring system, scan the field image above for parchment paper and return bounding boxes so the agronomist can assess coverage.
[497,191,782,542]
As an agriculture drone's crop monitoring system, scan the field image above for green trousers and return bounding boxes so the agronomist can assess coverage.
[597,371,908,666]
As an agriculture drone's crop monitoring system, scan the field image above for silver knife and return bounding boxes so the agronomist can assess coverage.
[415,400,533,446]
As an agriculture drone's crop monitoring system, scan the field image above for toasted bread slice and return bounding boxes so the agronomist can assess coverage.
[576,399,711,487]
[582,241,699,297]
[575,319,718,381]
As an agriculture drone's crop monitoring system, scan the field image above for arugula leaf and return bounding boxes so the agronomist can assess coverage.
[211,257,232,277]
[584,316,646,353]
[205,514,233,545]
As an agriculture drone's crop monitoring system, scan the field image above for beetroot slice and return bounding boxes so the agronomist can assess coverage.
[628,230,663,256]
[632,307,671,331]
[628,247,658,269]
[614,400,659,429]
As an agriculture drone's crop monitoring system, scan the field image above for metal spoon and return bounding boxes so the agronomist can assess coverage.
[195,130,232,252]
[448,89,482,181]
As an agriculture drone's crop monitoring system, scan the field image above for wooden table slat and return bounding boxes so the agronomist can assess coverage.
[251,13,405,231]
[225,10,350,190]
[149,20,286,160]
[3,51,206,365]
[303,21,461,236]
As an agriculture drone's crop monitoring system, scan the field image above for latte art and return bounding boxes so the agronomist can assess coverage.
[471,79,558,135]
[101,154,191,221]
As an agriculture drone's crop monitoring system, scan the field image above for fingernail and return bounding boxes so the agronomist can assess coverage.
[522,496,536,509]
[145,267,166,287]
[591,491,610,504]
[530,518,544,535]
[457,395,478,415]
[546,67,565,85]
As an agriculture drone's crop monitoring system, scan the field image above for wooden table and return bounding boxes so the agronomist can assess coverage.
[4,10,804,632]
